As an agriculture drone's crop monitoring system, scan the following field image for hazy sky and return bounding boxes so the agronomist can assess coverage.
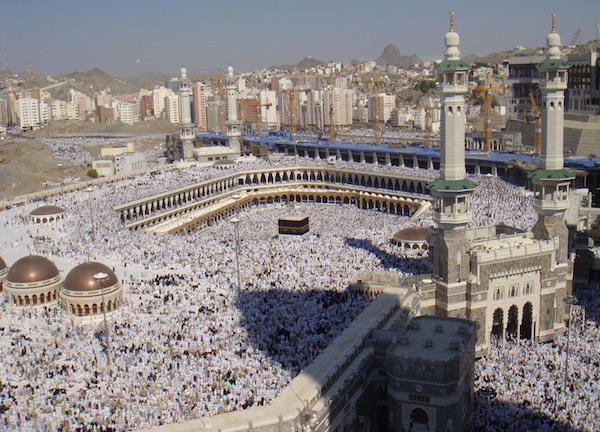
[2,0,598,78]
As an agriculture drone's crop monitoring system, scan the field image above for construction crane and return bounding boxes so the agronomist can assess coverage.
[189,69,225,131]
[281,88,310,137]
[395,96,440,147]
[256,102,272,135]
[569,28,581,48]
[524,92,542,154]
[329,102,336,140]
[471,75,508,151]
[354,72,386,144]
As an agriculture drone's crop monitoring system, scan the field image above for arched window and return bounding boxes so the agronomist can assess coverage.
[410,408,429,425]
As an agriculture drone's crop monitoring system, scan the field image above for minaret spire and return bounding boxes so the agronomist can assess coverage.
[178,61,195,159]
[225,62,242,156]
[428,12,476,317]
[528,14,574,263]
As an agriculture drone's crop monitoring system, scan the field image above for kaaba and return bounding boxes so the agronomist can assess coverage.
[278,216,309,235]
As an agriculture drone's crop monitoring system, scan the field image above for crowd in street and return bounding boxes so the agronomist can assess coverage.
[474,299,600,431]
[0,155,597,431]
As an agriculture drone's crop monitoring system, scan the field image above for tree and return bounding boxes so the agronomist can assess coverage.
[87,168,98,178]
[415,80,436,93]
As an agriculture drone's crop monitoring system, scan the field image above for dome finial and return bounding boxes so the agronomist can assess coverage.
[449,10,455,32]
[551,13,556,33]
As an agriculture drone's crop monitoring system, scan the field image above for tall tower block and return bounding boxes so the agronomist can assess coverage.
[225,64,242,156]
[528,15,574,263]
[427,12,477,317]
[178,64,195,159]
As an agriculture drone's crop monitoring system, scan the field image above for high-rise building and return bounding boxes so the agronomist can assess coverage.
[139,95,153,120]
[566,51,599,114]
[368,93,395,124]
[164,92,180,124]
[17,97,41,131]
[238,97,259,123]
[0,97,9,125]
[192,82,207,130]
[323,88,354,126]
[119,102,140,125]
[259,90,278,130]
[152,86,170,119]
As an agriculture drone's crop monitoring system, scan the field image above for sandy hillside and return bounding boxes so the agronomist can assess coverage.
[0,139,87,201]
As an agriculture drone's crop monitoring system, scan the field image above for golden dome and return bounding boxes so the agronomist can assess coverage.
[29,205,65,216]
[63,262,118,292]
[7,255,60,284]
[393,226,433,243]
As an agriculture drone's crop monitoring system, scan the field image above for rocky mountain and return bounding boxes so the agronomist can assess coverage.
[296,56,326,69]
[375,44,421,68]
[269,56,326,71]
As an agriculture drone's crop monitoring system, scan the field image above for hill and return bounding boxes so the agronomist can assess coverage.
[375,44,421,68]
[269,56,326,71]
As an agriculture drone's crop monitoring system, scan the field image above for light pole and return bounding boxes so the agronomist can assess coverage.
[93,271,112,375]
[230,217,241,295]
[563,295,577,390]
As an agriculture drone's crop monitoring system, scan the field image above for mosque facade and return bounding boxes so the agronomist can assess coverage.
[165,64,242,163]
[420,15,574,353]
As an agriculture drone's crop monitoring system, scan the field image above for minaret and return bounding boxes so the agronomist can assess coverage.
[428,12,477,318]
[225,63,242,156]
[528,15,574,263]
[178,63,195,159]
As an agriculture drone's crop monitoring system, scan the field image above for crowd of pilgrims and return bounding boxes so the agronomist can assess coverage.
[0,156,597,431]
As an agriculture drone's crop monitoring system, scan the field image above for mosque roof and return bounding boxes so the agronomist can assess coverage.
[7,255,60,284]
[63,262,118,292]
[538,58,570,68]
[437,59,470,69]
[527,168,575,180]
[0,256,7,278]
[427,178,478,192]
[30,205,65,216]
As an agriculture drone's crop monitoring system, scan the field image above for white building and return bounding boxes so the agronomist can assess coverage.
[192,82,207,130]
[152,86,170,119]
[39,101,51,125]
[323,88,354,126]
[115,151,146,175]
[305,90,323,129]
[259,90,279,129]
[68,89,94,117]
[17,97,40,131]
[368,93,395,124]
[119,102,140,125]
[165,93,180,124]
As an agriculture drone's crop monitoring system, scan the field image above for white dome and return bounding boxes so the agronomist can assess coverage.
[444,31,461,60]
[445,31,460,47]
[547,32,561,58]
